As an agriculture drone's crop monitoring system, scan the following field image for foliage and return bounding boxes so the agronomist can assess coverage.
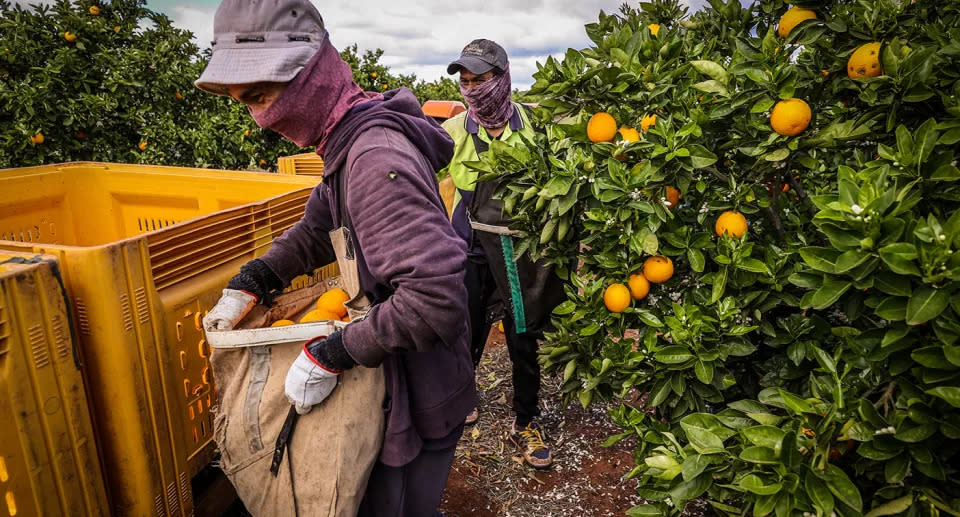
[467,0,960,514]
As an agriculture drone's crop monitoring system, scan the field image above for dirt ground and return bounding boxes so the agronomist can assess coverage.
[439,327,644,517]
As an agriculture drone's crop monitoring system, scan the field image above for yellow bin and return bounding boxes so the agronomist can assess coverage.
[0,252,110,517]
[0,162,320,516]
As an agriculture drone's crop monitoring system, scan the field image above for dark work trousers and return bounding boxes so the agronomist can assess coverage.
[357,424,464,517]
[465,254,541,426]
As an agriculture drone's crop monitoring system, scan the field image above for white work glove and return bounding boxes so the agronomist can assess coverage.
[285,339,341,415]
[203,289,257,331]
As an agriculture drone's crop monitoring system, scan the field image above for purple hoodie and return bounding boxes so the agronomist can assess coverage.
[260,89,476,466]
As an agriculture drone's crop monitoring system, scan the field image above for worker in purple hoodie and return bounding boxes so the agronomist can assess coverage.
[196,0,475,515]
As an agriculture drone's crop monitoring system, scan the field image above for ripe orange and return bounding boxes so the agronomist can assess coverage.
[628,273,650,300]
[640,114,657,133]
[138,141,148,150]
[778,6,817,38]
[643,256,674,284]
[648,24,660,36]
[244,129,251,137]
[317,288,350,319]
[300,309,341,323]
[618,127,640,144]
[271,319,295,327]
[847,42,883,79]
[715,211,748,238]
[259,159,267,165]
[604,284,632,313]
[587,112,618,143]
[175,91,183,100]
[64,31,77,43]
[381,84,388,90]
[89,5,100,15]
[114,25,121,33]
[770,98,811,136]
[664,186,680,210]
[371,72,378,78]
[29,131,44,144]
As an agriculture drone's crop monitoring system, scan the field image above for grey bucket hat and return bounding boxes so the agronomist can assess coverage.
[447,39,508,75]
[195,0,326,96]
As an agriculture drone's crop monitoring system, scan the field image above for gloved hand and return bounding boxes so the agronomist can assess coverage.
[284,332,356,414]
[203,288,257,331]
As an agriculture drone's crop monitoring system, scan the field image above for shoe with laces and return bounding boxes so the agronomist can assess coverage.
[510,419,553,469]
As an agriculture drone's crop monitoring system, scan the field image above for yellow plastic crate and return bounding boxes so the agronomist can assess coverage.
[0,252,109,517]
[0,162,321,516]
[277,152,324,176]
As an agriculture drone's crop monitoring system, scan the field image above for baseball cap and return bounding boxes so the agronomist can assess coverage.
[195,0,326,96]
[447,39,508,75]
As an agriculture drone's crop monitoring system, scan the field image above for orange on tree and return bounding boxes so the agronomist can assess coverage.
[628,273,650,300]
[664,186,680,210]
[300,309,341,323]
[603,283,632,313]
[715,211,748,238]
[113,25,121,33]
[847,42,883,79]
[138,141,148,150]
[259,159,267,165]
[640,114,657,133]
[271,319,295,327]
[89,5,99,15]
[64,31,77,43]
[648,24,660,36]
[75,130,85,139]
[777,6,816,38]
[587,112,618,143]
[770,98,811,136]
[317,288,350,319]
[244,129,251,137]
[618,127,640,144]
[175,91,183,100]
[642,256,674,284]
[29,131,44,144]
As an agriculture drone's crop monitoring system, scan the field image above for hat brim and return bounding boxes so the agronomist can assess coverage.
[446,56,496,75]
[195,45,320,96]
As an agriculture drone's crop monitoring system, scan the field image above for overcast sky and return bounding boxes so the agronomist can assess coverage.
[152,0,727,89]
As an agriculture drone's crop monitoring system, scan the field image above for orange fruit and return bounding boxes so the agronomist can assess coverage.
[648,24,660,36]
[381,84,388,90]
[270,319,295,327]
[618,127,640,144]
[664,186,680,210]
[259,159,267,165]
[75,131,85,139]
[604,284,632,313]
[371,72,378,78]
[715,211,748,238]
[640,114,657,133]
[29,131,44,144]
[847,42,883,79]
[587,112,618,143]
[300,309,340,323]
[770,98,811,136]
[138,141,148,150]
[778,6,817,38]
[643,256,674,284]
[821,69,830,77]
[244,129,251,137]
[114,25,121,33]
[175,91,183,100]
[317,288,350,319]
[89,5,100,15]
[628,273,650,300]
[64,31,77,43]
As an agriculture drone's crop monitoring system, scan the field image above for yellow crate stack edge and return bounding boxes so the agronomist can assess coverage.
[0,252,110,517]
[277,152,325,176]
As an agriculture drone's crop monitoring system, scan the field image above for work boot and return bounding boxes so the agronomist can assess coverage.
[465,407,479,425]
[510,419,553,469]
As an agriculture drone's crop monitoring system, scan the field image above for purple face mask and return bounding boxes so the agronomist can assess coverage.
[460,64,513,129]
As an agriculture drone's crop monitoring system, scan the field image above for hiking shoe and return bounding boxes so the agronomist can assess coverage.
[510,420,553,469]
[465,407,479,426]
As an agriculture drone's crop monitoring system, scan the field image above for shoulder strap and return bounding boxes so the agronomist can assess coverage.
[336,165,352,230]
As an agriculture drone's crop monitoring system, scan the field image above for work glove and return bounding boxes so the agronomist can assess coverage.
[203,289,257,331]
[284,332,356,414]
[203,259,283,331]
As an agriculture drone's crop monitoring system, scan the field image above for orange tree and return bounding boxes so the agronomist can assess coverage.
[341,44,463,102]
[467,0,960,514]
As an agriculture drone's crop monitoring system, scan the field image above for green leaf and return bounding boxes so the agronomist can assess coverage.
[750,97,775,113]
[669,472,712,504]
[864,495,914,517]
[681,454,711,481]
[693,79,729,97]
[741,426,786,450]
[778,389,814,414]
[875,297,908,321]
[764,148,790,162]
[879,243,921,275]
[680,422,725,453]
[687,145,718,168]
[654,346,693,364]
[635,310,664,327]
[811,277,852,310]
[824,465,863,512]
[800,247,840,273]
[738,474,782,496]
[805,470,835,515]
[906,287,950,325]
[627,505,665,517]
[694,360,715,384]
[553,301,576,315]
[690,60,729,84]
[739,446,779,464]
[884,453,910,483]
[926,387,960,408]
[737,258,771,275]
[687,248,705,273]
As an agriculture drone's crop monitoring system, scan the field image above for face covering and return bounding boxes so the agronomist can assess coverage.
[460,64,513,129]
[251,33,382,153]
